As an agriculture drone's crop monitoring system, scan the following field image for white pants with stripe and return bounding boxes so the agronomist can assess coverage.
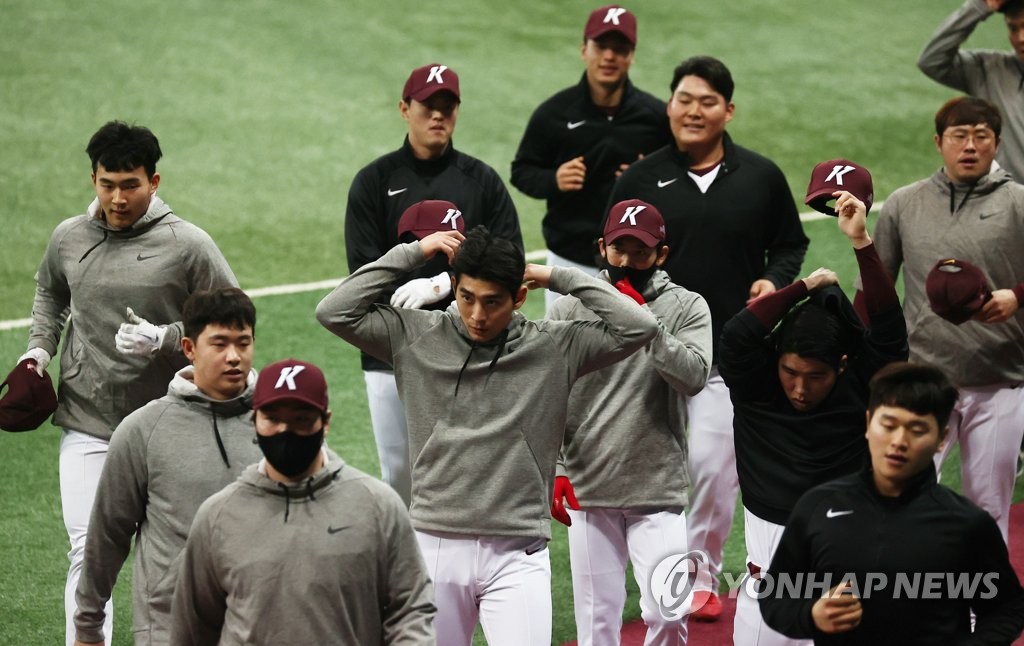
[415,531,552,646]
[363,370,411,507]
[568,507,689,646]
[545,250,600,311]
[734,508,812,646]
[685,369,737,593]
[934,382,1024,542]
[61,429,113,646]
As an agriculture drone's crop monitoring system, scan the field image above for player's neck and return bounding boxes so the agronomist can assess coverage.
[588,78,625,108]
[680,139,725,170]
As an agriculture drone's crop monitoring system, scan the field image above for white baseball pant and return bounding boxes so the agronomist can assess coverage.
[363,370,411,507]
[734,508,812,646]
[414,530,552,646]
[685,369,737,594]
[544,250,600,311]
[934,382,1024,542]
[60,429,113,646]
[567,507,689,646]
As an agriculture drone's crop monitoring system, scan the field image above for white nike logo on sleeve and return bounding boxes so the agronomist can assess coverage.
[657,178,678,188]
[825,508,854,519]
[567,120,586,130]
[387,188,408,196]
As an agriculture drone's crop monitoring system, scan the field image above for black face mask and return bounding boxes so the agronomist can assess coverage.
[257,428,325,478]
[605,263,658,293]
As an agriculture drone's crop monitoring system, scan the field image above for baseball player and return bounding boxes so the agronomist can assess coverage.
[511,5,672,308]
[73,288,262,646]
[548,199,712,646]
[170,358,435,645]
[345,63,523,506]
[760,363,1024,644]
[13,121,237,645]
[919,0,1024,181]
[865,96,1024,542]
[315,225,658,645]
[609,55,809,620]
[719,177,908,646]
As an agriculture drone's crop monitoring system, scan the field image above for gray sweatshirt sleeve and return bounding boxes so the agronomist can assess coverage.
[170,500,227,646]
[871,198,905,282]
[73,415,150,643]
[315,242,428,363]
[547,266,660,379]
[378,488,436,645]
[27,228,72,357]
[918,0,992,91]
[648,290,713,397]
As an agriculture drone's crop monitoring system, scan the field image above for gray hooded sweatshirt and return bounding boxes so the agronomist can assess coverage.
[170,450,436,646]
[74,367,261,645]
[549,270,712,508]
[315,241,659,540]
[871,166,1024,386]
[28,196,237,440]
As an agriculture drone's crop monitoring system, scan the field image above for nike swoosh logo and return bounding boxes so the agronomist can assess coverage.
[979,212,999,220]
[567,120,586,130]
[826,509,854,519]
[327,525,349,534]
[387,188,408,196]
[657,178,678,188]
[136,253,159,261]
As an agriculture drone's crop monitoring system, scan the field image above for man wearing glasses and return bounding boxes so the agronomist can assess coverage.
[868,96,1024,544]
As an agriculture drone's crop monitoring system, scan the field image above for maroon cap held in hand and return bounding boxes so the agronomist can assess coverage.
[0,359,58,433]
[926,258,992,325]
[805,159,874,215]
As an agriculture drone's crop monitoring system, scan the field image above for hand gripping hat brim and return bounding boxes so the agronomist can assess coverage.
[0,359,58,432]
[805,159,874,216]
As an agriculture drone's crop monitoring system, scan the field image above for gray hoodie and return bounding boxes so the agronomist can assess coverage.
[549,270,712,508]
[872,166,1024,386]
[74,367,261,645]
[315,241,659,539]
[918,0,1024,181]
[28,196,237,440]
[170,450,436,646]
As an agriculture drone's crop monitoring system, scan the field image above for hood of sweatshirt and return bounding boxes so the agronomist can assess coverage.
[239,448,347,522]
[443,300,528,396]
[927,164,1013,213]
[167,365,256,417]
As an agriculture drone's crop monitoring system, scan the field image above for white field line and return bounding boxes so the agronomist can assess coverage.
[0,206,863,332]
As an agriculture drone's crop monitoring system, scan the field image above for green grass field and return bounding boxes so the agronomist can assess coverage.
[1,1,1022,644]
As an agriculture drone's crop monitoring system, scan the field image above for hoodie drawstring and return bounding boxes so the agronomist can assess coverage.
[210,407,230,468]
[278,482,291,523]
[454,328,509,396]
[948,182,975,215]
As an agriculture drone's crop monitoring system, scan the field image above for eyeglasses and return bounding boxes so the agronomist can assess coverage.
[943,128,996,147]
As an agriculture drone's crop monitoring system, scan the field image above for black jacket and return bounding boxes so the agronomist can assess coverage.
[511,74,671,266]
[760,466,1024,645]
[345,137,523,370]
[610,133,809,359]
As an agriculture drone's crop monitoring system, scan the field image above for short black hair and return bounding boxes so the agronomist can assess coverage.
[774,301,846,369]
[450,226,524,299]
[86,121,163,178]
[999,0,1024,16]
[934,96,1002,138]
[670,55,734,102]
[868,362,958,430]
[182,287,256,341]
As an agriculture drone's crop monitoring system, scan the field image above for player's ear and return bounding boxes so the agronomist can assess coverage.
[182,336,196,362]
[514,285,528,309]
[656,245,669,266]
[598,238,607,260]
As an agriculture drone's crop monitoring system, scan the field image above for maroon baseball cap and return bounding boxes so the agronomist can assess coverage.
[805,159,874,215]
[925,258,992,325]
[402,64,460,103]
[584,5,637,45]
[603,199,666,247]
[0,359,58,432]
[397,200,465,241]
[253,359,329,415]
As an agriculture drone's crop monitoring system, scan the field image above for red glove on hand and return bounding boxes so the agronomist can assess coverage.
[551,475,580,527]
[614,278,645,305]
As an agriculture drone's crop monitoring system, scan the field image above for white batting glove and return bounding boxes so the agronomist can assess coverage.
[115,307,166,356]
[18,348,51,376]
[390,272,452,309]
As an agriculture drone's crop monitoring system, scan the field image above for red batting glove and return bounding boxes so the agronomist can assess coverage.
[614,278,645,305]
[551,475,580,526]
